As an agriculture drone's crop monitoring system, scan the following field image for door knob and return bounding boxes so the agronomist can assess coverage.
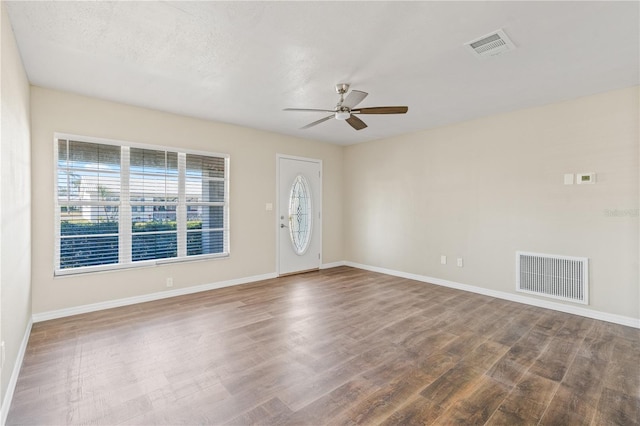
[280,224,287,228]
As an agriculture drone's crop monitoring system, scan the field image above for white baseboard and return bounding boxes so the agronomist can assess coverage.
[30,261,640,327]
[32,272,278,323]
[33,264,351,323]
[345,261,640,329]
[1,318,32,426]
[320,261,346,269]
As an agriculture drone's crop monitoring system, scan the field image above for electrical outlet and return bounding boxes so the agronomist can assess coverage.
[457,258,464,268]
[166,277,173,288]
[440,255,447,265]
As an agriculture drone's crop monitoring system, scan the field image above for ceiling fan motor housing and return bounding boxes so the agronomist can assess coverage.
[335,83,350,94]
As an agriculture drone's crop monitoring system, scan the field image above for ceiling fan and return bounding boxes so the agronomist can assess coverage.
[284,83,408,131]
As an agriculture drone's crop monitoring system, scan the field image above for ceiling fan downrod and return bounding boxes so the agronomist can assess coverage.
[335,83,350,119]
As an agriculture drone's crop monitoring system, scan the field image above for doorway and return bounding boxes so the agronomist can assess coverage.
[277,155,322,276]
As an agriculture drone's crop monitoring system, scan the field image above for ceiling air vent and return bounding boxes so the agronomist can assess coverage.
[465,29,516,58]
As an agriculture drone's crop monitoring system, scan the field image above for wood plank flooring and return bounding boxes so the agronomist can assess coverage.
[7,266,640,425]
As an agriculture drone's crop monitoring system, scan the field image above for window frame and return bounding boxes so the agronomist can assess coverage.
[54,133,230,276]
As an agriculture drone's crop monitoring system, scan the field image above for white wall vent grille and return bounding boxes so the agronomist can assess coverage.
[516,252,588,304]
[465,29,516,57]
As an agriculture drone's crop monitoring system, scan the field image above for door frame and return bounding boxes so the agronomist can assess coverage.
[275,154,323,276]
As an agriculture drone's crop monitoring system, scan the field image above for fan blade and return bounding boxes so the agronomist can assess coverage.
[351,106,408,114]
[301,115,334,129]
[346,115,367,131]
[284,108,335,113]
[342,90,368,108]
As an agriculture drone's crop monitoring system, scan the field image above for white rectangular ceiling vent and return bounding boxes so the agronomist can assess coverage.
[465,29,516,58]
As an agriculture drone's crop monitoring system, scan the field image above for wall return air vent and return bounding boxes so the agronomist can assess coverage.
[465,29,516,57]
[516,251,588,304]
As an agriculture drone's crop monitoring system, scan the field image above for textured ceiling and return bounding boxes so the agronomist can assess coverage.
[5,1,639,145]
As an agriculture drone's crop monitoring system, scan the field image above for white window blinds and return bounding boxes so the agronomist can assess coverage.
[55,136,229,274]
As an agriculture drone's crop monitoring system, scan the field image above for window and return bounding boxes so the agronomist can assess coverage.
[55,136,229,275]
[288,175,312,255]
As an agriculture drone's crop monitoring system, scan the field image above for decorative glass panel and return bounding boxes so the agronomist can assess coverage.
[288,175,312,255]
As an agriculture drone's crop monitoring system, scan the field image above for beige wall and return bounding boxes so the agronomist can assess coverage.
[344,86,639,320]
[25,73,640,322]
[1,2,32,409]
[30,87,343,314]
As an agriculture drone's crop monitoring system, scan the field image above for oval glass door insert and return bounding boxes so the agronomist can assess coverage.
[288,175,312,255]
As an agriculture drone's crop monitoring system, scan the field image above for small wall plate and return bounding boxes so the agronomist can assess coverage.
[564,174,574,185]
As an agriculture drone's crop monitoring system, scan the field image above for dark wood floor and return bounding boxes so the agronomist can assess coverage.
[7,266,640,425]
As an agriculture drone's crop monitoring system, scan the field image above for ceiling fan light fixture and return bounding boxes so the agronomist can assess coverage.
[285,83,408,131]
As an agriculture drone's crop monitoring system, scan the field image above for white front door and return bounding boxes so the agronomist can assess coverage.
[277,155,322,275]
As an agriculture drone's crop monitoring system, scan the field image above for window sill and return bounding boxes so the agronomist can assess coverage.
[54,252,230,277]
